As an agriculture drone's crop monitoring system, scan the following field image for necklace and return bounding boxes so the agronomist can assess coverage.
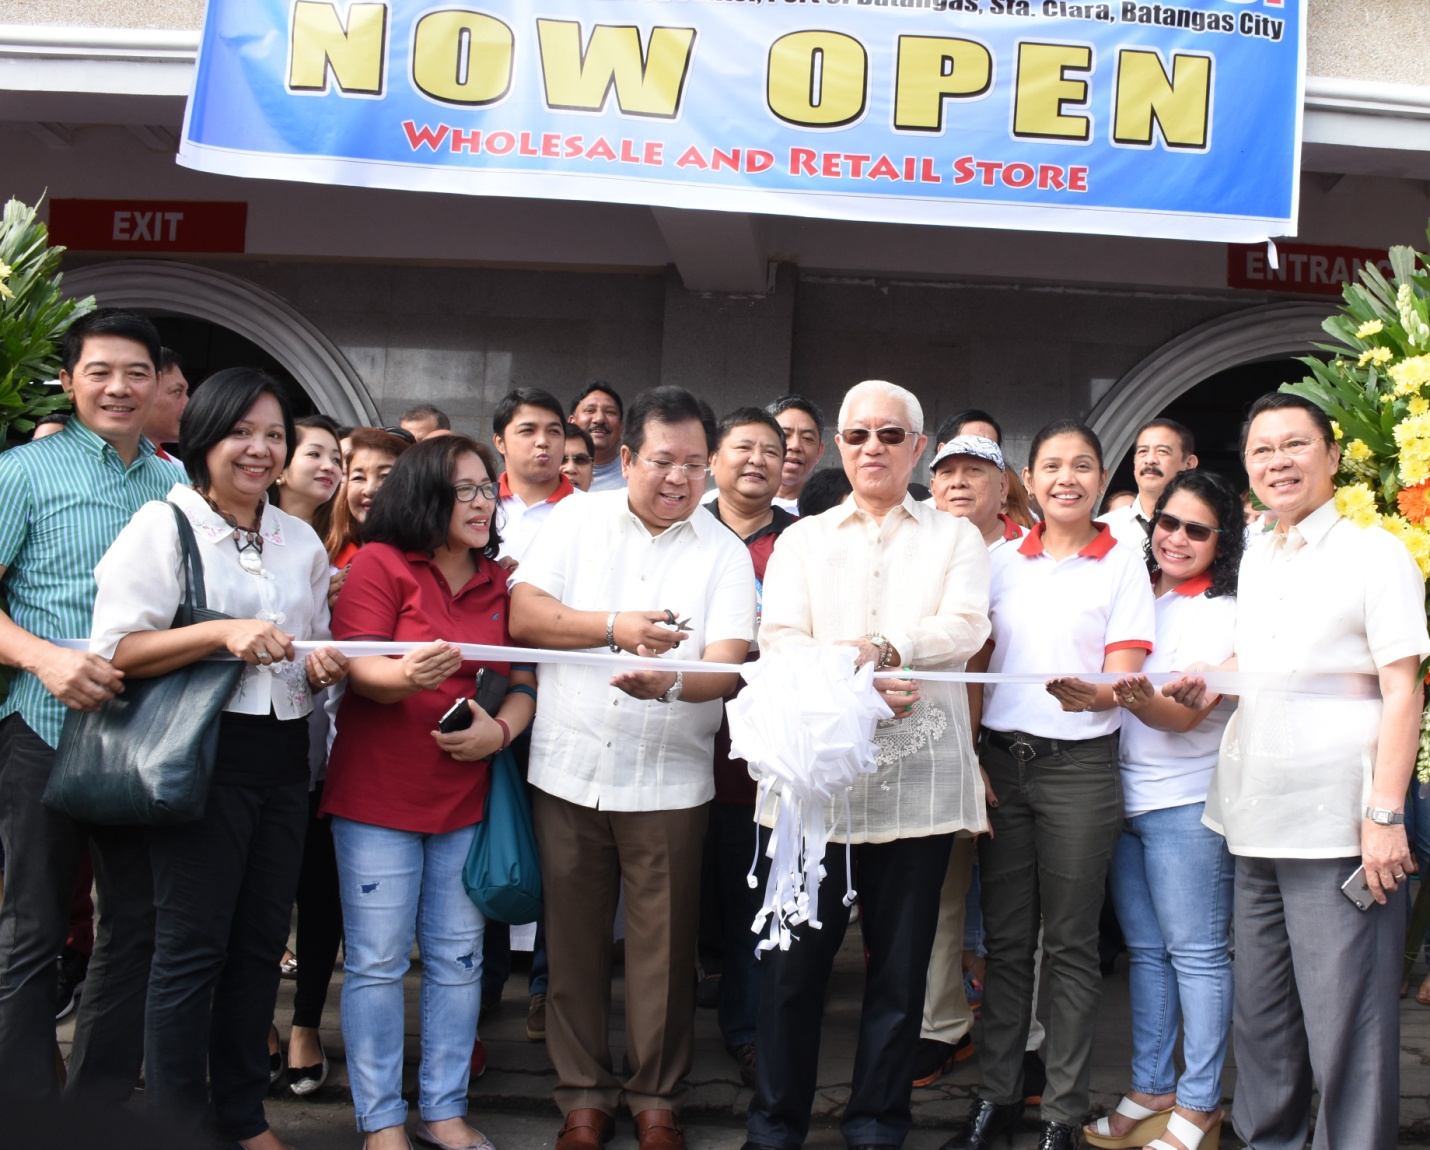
[196,486,266,574]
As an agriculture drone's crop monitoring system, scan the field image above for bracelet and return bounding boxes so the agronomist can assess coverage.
[494,717,512,749]
[506,684,537,702]
[606,611,620,653]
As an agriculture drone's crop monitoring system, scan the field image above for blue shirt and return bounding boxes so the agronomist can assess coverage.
[0,421,184,747]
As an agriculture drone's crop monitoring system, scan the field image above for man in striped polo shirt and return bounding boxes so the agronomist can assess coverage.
[0,309,182,1101]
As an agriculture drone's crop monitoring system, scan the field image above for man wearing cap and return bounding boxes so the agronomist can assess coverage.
[911,437,1027,1088]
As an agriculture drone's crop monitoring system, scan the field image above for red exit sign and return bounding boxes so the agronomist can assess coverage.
[48,199,247,253]
[1228,242,1393,297]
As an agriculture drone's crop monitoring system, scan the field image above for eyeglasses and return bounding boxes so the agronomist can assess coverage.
[453,480,499,503]
[839,426,910,446]
[380,426,417,444]
[562,453,592,467]
[1152,512,1224,543]
[632,453,710,480]
[1245,436,1324,464]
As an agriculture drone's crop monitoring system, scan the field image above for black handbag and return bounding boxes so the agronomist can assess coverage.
[43,502,245,825]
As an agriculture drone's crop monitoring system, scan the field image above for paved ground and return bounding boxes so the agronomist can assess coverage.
[55,920,1430,1149]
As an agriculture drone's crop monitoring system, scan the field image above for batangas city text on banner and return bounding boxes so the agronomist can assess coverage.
[179,0,1306,243]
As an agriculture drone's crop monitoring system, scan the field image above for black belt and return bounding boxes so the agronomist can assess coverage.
[984,729,1117,763]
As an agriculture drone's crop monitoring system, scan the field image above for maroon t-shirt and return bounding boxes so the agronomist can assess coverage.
[709,503,796,806]
[322,542,516,834]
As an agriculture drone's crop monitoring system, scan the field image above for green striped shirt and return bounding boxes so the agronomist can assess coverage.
[0,420,184,747]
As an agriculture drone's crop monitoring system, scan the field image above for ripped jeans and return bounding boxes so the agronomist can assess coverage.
[332,817,485,1132]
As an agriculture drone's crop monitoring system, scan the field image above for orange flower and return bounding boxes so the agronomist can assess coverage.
[1398,481,1430,524]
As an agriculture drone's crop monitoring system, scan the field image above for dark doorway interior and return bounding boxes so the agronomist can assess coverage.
[145,314,314,417]
[1105,356,1313,499]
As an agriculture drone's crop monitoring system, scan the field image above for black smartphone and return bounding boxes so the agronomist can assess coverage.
[438,698,474,734]
[473,667,509,717]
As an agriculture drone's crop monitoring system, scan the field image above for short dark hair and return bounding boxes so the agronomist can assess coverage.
[798,467,852,518]
[716,407,786,451]
[33,412,71,431]
[1240,392,1336,454]
[1028,418,1104,469]
[622,386,716,456]
[493,388,566,437]
[1137,417,1195,456]
[363,434,502,560]
[400,403,451,430]
[178,367,297,491]
[935,408,1003,447]
[1148,470,1245,599]
[159,347,182,372]
[60,308,162,376]
[767,394,825,438]
[564,422,595,456]
[570,381,624,419]
[1100,489,1136,515]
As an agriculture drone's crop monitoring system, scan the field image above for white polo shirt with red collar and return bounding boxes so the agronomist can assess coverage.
[497,472,582,564]
[1118,572,1237,816]
[983,521,1155,741]
[988,512,1025,553]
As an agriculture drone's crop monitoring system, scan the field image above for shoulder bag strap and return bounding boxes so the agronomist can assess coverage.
[166,501,209,626]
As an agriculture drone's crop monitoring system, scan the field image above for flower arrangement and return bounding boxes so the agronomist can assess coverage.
[1281,228,1430,778]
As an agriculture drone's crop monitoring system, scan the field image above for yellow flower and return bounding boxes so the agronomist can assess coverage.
[1344,439,1374,462]
[0,260,12,301]
[1413,396,1430,417]
[1335,483,1381,528]
[1384,514,1430,577]
[1356,319,1385,339]
[1359,346,1394,368]
[1390,355,1430,396]
[1331,420,1343,441]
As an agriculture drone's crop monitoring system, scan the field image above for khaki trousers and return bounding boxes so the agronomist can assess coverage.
[920,834,977,1044]
[532,790,708,1116]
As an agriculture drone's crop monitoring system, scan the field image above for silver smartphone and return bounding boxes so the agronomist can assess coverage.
[1341,864,1374,912]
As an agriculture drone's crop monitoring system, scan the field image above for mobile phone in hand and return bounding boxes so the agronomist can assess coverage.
[1341,864,1374,912]
[438,698,475,734]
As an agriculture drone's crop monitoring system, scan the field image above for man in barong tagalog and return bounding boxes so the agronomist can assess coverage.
[743,379,990,1150]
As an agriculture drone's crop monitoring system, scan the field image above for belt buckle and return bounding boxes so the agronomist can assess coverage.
[1010,734,1036,763]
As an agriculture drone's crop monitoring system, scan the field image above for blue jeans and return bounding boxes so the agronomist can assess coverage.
[333,818,485,1132]
[1109,801,1233,1112]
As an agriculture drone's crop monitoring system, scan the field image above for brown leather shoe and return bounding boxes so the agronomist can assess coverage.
[556,1108,615,1150]
[634,1109,686,1150]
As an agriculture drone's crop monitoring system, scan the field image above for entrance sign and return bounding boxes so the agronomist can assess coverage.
[1227,242,1393,296]
[180,0,1306,244]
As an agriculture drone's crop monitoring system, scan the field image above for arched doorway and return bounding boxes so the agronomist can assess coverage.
[63,260,378,426]
[1088,301,1332,475]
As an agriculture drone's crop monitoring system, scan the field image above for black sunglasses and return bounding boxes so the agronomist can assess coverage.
[839,426,910,446]
[1152,512,1223,543]
[380,426,417,444]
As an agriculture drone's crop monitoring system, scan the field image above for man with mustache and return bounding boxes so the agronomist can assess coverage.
[1098,419,1197,550]
[570,382,626,492]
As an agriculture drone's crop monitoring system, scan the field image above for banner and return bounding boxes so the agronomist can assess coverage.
[179,0,1306,243]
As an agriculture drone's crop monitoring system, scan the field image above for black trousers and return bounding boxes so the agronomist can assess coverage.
[144,713,308,1142]
[0,715,153,1104]
[291,781,343,1030]
[748,832,953,1148]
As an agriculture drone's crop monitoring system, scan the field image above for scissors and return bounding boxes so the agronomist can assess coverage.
[662,608,692,647]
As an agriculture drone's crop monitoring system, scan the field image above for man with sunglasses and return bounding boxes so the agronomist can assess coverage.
[561,424,596,491]
[1167,392,1429,1150]
[746,380,990,1150]
[510,386,756,1150]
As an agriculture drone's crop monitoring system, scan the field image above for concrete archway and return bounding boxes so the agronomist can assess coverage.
[1088,301,1332,471]
[64,260,378,426]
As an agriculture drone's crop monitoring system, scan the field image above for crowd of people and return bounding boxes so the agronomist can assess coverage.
[0,306,1424,1150]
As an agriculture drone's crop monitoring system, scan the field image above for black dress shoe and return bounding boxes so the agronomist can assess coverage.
[940,1099,1025,1150]
[1036,1121,1078,1150]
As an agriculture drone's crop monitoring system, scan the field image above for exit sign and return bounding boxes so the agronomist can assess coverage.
[48,199,247,253]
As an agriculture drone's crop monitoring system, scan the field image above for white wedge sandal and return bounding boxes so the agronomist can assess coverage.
[1083,1096,1174,1149]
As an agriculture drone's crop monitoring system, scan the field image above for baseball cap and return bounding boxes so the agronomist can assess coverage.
[931,434,1005,472]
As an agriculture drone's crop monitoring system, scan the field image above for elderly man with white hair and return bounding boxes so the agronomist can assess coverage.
[743,380,992,1150]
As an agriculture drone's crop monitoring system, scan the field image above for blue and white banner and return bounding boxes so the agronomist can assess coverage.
[179,0,1306,243]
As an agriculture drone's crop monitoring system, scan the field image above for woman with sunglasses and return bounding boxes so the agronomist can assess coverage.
[951,420,1154,1150]
[321,436,537,1150]
[1079,470,1244,1150]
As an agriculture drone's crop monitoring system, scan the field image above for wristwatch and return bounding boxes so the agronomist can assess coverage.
[658,671,684,704]
[866,632,894,669]
[1365,807,1406,825]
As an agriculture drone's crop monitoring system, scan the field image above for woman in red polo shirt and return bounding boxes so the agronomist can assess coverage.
[323,435,537,1150]
[950,420,1155,1150]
